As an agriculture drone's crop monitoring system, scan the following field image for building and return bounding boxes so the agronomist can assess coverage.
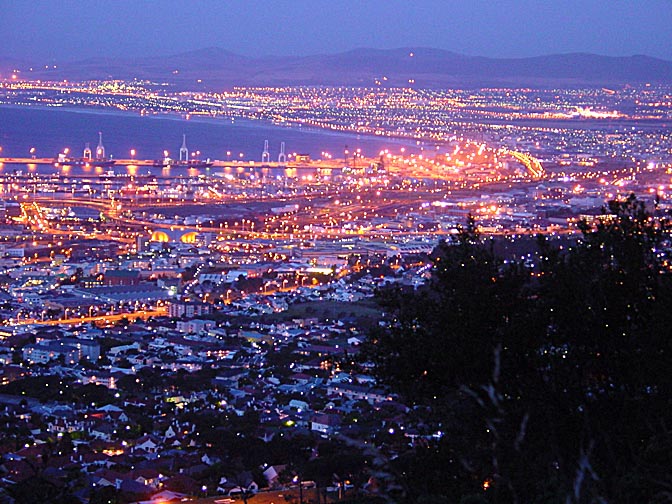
[176,319,215,334]
[103,270,141,286]
[327,383,389,405]
[22,338,100,365]
[23,341,80,365]
[168,301,212,319]
[62,338,101,361]
[82,371,117,389]
[311,413,342,436]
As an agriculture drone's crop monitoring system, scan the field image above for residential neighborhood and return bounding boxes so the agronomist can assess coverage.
[0,237,434,503]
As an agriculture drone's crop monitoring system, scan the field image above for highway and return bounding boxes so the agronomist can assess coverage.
[20,183,577,246]
[3,146,580,260]
[9,307,167,327]
[507,150,545,178]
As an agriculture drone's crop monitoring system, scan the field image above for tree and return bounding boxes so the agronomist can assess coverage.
[367,217,539,501]
[365,200,672,503]
[8,476,79,504]
[303,440,368,504]
[56,431,74,456]
[89,486,119,504]
[534,194,672,501]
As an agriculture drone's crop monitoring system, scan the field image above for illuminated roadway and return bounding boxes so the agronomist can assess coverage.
[21,193,578,245]
[9,307,167,327]
[507,150,545,178]
[10,148,559,248]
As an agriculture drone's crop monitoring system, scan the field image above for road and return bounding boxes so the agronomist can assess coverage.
[10,308,167,327]
[189,486,343,504]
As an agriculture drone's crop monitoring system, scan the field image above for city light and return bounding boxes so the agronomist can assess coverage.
[0,45,671,504]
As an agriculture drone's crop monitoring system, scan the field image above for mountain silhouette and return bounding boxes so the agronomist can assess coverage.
[3,47,671,88]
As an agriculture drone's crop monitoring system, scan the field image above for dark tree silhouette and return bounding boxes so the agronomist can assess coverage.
[366,199,672,503]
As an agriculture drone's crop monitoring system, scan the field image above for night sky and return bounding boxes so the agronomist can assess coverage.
[2,0,672,62]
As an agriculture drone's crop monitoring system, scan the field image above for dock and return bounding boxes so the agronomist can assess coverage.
[0,157,350,170]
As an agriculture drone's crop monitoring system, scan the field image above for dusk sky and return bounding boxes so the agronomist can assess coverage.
[2,0,672,62]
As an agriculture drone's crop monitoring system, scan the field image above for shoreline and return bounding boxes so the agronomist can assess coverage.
[0,103,424,150]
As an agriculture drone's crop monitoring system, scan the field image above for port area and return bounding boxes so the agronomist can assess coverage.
[0,157,345,170]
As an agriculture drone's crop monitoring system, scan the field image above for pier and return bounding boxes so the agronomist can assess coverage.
[0,157,347,170]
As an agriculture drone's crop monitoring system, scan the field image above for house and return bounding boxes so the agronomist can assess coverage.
[89,421,115,441]
[79,452,112,469]
[91,468,126,489]
[218,472,260,496]
[288,399,309,412]
[47,417,84,434]
[263,464,287,488]
[133,468,164,489]
[327,383,389,405]
[162,475,200,496]
[119,478,152,496]
[201,453,221,466]
[2,459,38,484]
[111,409,132,423]
[310,413,342,436]
[134,435,160,454]
[164,424,178,439]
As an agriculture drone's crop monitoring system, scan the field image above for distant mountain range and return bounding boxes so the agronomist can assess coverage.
[3,47,672,88]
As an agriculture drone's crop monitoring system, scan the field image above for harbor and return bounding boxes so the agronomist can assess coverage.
[0,156,346,170]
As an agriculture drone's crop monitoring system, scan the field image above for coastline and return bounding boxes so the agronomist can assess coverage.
[0,103,423,151]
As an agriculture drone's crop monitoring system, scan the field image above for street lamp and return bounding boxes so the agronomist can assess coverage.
[130,149,136,160]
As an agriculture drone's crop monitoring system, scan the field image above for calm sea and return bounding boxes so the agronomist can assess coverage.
[0,106,420,164]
